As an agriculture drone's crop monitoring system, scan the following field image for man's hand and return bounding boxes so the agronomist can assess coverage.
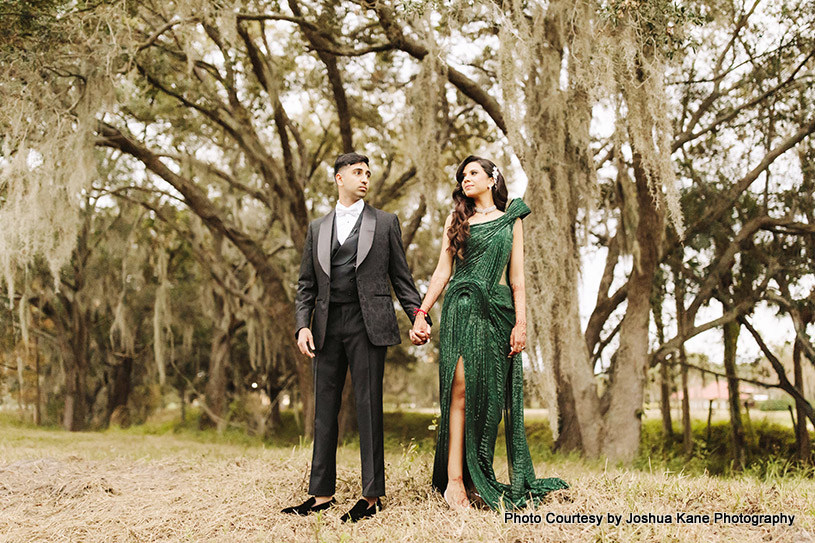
[297,328,316,358]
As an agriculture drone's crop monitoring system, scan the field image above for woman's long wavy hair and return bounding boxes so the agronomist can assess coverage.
[447,155,508,260]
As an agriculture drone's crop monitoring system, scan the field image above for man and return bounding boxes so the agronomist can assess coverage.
[283,152,431,522]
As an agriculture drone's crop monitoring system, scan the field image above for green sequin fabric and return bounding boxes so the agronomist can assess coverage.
[431,198,568,510]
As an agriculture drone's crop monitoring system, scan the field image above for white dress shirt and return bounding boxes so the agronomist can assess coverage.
[335,199,364,245]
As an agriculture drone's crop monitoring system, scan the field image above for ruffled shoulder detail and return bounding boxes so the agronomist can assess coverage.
[505,198,531,221]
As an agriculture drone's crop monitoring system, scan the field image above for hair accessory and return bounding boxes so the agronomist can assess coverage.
[492,166,501,179]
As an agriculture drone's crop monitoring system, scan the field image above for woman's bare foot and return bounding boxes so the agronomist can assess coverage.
[443,479,471,510]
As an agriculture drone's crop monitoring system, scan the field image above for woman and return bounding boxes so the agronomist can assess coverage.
[410,155,568,510]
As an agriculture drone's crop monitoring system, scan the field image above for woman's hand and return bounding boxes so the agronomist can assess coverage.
[410,314,431,345]
[508,321,526,357]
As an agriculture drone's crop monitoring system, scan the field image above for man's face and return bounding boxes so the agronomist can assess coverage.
[336,162,371,200]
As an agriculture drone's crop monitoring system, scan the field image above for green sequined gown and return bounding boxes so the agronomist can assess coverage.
[432,198,568,510]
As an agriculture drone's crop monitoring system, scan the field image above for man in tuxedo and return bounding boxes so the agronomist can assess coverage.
[283,152,431,522]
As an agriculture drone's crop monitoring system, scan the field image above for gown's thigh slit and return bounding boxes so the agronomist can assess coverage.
[446,355,472,486]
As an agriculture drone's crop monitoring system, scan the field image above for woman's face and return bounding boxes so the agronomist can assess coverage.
[460,161,492,199]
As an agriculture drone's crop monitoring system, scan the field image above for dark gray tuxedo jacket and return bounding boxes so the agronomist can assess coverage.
[294,202,426,350]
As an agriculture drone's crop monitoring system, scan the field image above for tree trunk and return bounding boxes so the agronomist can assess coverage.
[63,307,89,431]
[554,375,585,452]
[203,292,232,431]
[180,385,187,423]
[546,278,600,455]
[794,339,812,462]
[660,359,673,441]
[268,395,282,431]
[106,356,134,427]
[602,155,663,462]
[204,329,230,431]
[653,284,673,441]
[264,380,284,434]
[16,354,24,418]
[675,268,693,456]
[34,336,41,426]
[681,359,691,455]
[722,319,745,469]
[63,357,88,431]
[63,363,80,431]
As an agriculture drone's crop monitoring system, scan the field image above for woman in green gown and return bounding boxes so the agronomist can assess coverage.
[409,155,568,510]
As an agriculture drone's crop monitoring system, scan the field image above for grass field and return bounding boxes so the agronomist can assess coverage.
[1,414,814,542]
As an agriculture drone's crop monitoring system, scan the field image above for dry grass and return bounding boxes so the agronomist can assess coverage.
[1,423,814,542]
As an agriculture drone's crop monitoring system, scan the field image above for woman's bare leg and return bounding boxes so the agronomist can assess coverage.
[445,356,470,509]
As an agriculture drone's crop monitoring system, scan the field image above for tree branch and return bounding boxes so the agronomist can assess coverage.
[287,0,353,152]
[95,122,290,314]
[402,195,426,249]
[676,359,783,390]
[685,215,773,322]
[740,316,815,427]
[375,166,417,208]
[592,318,622,367]
[654,298,755,361]
[675,118,815,248]
[585,283,628,356]
[765,288,815,363]
[673,49,815,152]
[584,232,626,353]
[370,2,506,133]
[136,17,198,51]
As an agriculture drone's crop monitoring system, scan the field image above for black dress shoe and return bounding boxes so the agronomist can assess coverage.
[340,498,382,523]
[281,496,336,515]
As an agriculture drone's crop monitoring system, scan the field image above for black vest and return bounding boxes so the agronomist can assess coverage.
[329,211,363,303]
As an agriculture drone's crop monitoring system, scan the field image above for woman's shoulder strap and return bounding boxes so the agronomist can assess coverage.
[506,198,531,221]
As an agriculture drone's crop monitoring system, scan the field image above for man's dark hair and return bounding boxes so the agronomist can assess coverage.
[334,152,369,179]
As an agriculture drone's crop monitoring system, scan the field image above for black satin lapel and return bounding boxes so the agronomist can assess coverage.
[356,204,376,268]
[318,211,334,277]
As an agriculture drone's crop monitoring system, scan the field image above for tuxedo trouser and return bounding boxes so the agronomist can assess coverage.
[308,301,387,497]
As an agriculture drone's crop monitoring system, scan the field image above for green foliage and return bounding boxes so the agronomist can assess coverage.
[637,418,809,477]
[382,411,439,453]
[599,0,705,58]
[758,397,796,412]
[114,406,269,448]
[0,0,66,52]
[128,384,164,425]
[0,411,59,430]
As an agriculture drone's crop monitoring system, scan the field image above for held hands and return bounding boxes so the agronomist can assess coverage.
[408,329,426,345]
[508,321,526,357]
[410,313,431,346]
[297,328,316,358]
